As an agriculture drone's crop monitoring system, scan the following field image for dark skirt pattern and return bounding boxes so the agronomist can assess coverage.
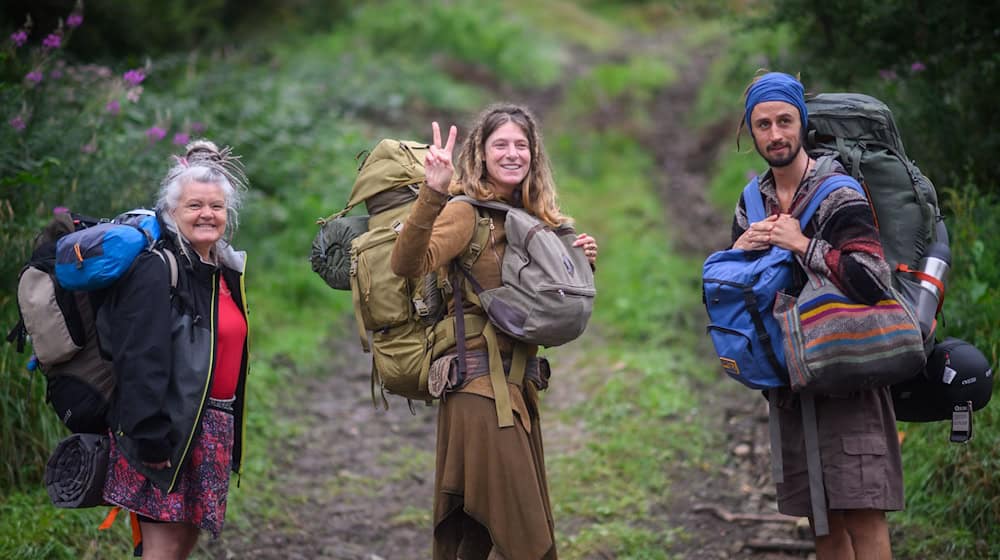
[103,408,235,538]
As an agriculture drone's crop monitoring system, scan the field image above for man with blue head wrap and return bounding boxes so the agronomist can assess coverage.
[725,71,903,559]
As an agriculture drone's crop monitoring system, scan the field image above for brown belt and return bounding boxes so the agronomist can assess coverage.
[428,350,550,398]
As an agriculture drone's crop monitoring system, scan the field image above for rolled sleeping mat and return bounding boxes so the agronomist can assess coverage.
[310,215,369,290]
[45,433,110,508]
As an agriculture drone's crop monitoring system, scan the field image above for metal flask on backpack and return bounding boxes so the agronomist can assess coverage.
[910,220,951,340]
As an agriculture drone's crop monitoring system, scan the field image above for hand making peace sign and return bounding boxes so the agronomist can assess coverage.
[425,121,458,194]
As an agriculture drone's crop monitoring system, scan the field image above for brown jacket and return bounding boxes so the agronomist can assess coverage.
[390,184,538,429]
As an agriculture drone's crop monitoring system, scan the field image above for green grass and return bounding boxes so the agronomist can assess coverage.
[562,56,678,139]
[507,0,624,52]
[542,122,723,558]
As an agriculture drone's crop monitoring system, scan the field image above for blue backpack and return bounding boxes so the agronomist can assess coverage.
[55,210,161,290]
[702,175,863,389]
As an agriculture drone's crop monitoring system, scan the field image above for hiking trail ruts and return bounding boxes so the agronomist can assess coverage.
[207,31,816,560]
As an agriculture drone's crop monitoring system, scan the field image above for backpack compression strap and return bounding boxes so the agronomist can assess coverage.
[451,264,518,429]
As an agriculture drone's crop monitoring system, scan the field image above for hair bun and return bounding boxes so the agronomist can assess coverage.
[184,139,221,162]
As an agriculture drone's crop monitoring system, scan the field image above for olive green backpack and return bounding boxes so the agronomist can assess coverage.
[312,139,596,426]
[311,139,492,406]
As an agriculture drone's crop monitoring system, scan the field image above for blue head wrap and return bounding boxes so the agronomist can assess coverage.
[744,72,807,130]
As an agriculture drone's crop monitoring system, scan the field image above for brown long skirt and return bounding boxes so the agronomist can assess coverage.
[433,386,557,560]
[774,385,904,517]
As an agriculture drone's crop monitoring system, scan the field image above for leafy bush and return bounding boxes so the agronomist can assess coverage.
[0,0,352,58]
[1,5,176,491]
[755,0,999,191]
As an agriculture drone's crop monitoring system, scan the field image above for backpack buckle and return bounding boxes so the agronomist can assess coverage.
[413,296,429,317]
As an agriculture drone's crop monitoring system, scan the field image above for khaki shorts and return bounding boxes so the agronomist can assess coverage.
[773,386,904,517]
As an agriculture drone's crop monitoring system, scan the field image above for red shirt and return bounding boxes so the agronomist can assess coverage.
[210,275,247,399]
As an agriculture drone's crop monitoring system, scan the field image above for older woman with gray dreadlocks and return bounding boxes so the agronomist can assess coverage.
[100,139,250,559]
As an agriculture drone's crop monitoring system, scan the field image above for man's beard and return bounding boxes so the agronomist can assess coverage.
[757,140,801,168]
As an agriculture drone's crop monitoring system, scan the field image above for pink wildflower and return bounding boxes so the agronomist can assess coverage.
[123,69,145,86]
[53,206,70,215]
[878,69,898,81]
[126,86,143,103]
[910,61,926,72]
[10,30,28,48]
[42,33,61,50]
[190,121,206,134]
[173,132,190,146]
[145,126,167,142]
[50,69,64,80]
[25,71,43,84]
[9,116,26,131]
[67,14,84,28]
[106,99,121,115]
[81,142,97,154]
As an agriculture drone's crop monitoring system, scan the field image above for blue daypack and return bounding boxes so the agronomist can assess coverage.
[55,209,160,291]
[702,175,864,390]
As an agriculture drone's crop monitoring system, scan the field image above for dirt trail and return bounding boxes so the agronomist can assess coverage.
[207,29,814,560]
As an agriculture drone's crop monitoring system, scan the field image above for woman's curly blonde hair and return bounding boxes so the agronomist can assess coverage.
[454,103,569,227]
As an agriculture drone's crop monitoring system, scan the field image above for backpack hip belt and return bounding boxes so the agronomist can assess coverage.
[428,350,550,399]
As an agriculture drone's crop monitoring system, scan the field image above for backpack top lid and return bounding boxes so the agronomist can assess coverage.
[806,93,906,158]
[805,93,941,272]
[345,139,430,211]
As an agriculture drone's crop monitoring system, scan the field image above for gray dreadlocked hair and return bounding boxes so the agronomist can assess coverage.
[156,139,248,260]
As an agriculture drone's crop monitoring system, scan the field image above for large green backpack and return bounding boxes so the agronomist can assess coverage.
[311,139,595,427]
[310,139,492,406]
[805,92,944,346]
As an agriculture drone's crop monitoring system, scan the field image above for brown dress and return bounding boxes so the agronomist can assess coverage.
[391,185,557,560]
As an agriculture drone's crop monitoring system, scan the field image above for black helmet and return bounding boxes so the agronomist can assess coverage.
[892,337,994,423]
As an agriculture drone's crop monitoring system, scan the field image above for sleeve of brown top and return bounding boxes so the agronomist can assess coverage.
[391,184,477,278]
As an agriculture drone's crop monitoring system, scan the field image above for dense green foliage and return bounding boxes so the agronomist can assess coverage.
[2,1,997,558]
[0,0,352,58]
[756,0,999,192]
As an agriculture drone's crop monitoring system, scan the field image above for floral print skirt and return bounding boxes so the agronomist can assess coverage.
[102,408,235,538]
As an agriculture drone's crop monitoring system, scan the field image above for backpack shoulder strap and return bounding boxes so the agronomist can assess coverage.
[742,177,767,223]
[448,196,498,272]
[451,195,512,214]
[151,248,178,289]
[794,174,865,226]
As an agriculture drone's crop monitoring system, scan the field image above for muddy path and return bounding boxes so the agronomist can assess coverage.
[206,30,815,560]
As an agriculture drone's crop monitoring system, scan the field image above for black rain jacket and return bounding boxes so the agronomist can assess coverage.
[98,229,249,493]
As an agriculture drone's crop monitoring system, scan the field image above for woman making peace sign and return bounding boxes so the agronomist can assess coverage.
[391,104,598,560]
